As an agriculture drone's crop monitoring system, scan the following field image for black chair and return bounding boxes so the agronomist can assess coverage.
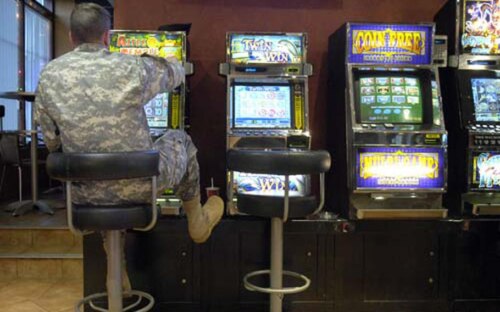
[226,149,331,312]
[47,150,160,312]
[0,132,33,210]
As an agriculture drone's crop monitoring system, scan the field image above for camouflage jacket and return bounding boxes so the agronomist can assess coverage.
[35,43,184,205]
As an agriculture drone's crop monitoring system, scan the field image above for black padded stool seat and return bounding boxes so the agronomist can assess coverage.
[46,150,160,312]
[72,205,152,231]
[227,148,331,312]
[227,149,331,176]
[227,149,331,219]
[47,150,159,231]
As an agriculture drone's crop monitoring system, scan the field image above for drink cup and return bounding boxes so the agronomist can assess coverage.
[206,186,220,198]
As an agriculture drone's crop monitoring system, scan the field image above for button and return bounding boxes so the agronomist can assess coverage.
[484,140,490,145]
[482,125,489,129]
[370,124,377,128]
[471,125,477,130]
[361,124,369,129]
[384,123,394,128]
[489,125,495,129]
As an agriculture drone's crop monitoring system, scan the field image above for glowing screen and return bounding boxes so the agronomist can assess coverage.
[233,85,292,128]
[358,76,423,124]
[471,78,500,122]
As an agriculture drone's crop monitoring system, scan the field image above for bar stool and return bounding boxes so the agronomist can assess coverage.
[226,149,331,312]
[46,150,159,312]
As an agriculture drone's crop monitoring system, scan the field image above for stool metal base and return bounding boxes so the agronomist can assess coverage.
[243,269,311,295]
[75,290,154,312]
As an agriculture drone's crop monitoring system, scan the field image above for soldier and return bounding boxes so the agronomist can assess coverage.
[34,3,223,291]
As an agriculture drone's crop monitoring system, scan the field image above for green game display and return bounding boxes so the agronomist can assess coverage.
[358,76,423,124]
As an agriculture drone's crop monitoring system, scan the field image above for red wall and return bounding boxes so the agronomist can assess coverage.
[115,0,448,197]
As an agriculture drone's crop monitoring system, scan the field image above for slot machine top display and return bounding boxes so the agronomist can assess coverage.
[441,0,500,68]
[109,30,187,62]
[224,32,311,75]
[109,30,189,132]
[461,0,500,56]
[346,23,445,134]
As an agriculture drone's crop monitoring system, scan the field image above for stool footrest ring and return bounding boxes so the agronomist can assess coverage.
[243,269,311,295]
[76,290,155,312]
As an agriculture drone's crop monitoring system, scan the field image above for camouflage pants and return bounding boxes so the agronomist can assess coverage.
[154,130,200,201]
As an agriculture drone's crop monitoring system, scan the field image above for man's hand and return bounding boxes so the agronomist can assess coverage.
[166,57,185,87]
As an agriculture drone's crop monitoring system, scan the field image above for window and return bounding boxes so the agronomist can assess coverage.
[25,6,52,131]
[0,0,53,131]
[0,0,19,130]
[35,0,53,11]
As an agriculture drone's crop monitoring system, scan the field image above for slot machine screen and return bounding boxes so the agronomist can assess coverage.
[357,76,423,124]
[471,78,500,122]
[461,0,500,54]
[144,93,169,128]
[233,84,292,129]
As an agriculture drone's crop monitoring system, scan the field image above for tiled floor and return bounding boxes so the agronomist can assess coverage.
[0,278,82,312]
[0,196,83,311]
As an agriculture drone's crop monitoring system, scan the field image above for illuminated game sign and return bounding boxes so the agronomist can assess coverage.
[233,172,307,196]
[462,0,500,54]
[347,23,433,65]
[356,147,445,189]
[229,33,304,64]
[109,31,184,61]
[472,151,500,190]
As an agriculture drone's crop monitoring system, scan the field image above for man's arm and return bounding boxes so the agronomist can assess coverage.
[34,84,61,152]
[138,55,185,105]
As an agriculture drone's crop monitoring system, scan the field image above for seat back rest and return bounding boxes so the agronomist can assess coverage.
[47,150,160,181]
[227,149,331,176]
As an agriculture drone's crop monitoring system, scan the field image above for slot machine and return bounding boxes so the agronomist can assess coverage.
[108,30,193,214]
[436,0,500,216]
[219,32,313,214]
[329,23,448,219]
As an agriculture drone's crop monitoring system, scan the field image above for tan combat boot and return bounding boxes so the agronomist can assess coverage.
[183,195,224,243]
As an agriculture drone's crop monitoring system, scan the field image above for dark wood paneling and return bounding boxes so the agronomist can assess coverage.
[84,219,482,312]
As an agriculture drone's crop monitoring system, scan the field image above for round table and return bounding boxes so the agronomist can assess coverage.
[0,91,61,216]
